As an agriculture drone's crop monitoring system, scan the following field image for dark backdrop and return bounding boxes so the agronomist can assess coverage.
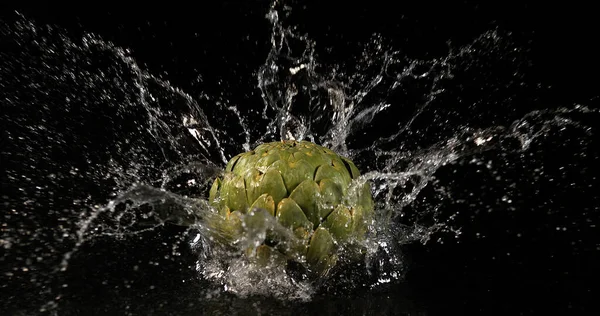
[1,1,598,315]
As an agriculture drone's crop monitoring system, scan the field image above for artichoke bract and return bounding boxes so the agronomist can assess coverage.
[206,140,374,276]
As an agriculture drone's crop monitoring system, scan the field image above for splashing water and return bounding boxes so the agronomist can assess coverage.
[1,3,598,314]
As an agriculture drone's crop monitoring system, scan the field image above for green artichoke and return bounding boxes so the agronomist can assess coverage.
[206,140,374,276]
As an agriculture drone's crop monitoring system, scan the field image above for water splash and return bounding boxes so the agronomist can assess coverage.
[1,3,597,314]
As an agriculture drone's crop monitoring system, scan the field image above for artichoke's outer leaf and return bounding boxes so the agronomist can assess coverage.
[341,157,361,179]
[360,182,375,208]
[317,179,343,220]
[221,173,249,212]
[248,193,276,217]
[268,160,289,178]
[273,229,309,262]
[314,164,350,194]
[282,227,311,262]
[289,151,309,163]
[276,198,313,240]
[218,205,231,218]
[289,179,320,229]
[227,210,244,232]
[243,208,271,238]
[246,168,287,212]
[302,146,332,168]
[255,151,281,172]
[253,145,268,156]
[293,227,310,242]
[208,177,220,203]
[253,244,287,267]
[322,204,353,241]
[277,147,293,162]
[279,159,314,193]
[213,209,243,244]
[230,151,256,176]
[306,227,337,276]
[324,148,337,156]
[331,157,353,183]
[225,153,243,172]
[350,205,367,237]
[243,168,263,204]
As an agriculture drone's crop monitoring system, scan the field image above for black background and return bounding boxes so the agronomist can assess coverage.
[5,1,598,106]
[2,1,599,315]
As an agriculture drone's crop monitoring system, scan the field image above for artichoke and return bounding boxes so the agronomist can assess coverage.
[206,140,374,276]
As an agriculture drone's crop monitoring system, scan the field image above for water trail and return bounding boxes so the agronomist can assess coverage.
[0,15,241,312]
[80,33,229,166]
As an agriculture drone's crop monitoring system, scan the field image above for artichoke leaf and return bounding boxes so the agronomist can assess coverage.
[246,168,287,210]
[248,193,276,217]
[317,179,343,220]
[276,198,313,240]
[221,173,248,212]
[314,164,349,191]
[289,179,321,229]
[322,204,353,241]
[306,227,337,276]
